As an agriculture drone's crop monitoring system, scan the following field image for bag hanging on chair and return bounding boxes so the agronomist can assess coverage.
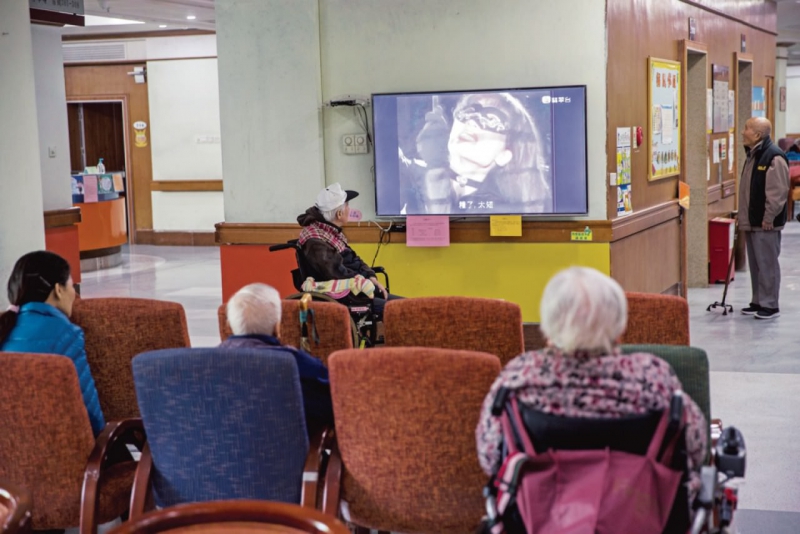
[484,396,684,534]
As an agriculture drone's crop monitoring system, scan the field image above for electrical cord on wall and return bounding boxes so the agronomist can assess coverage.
[369,220,392,268]
[354,104,373,150]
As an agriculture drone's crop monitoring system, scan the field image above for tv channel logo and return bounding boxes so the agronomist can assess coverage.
[541,95,552,104]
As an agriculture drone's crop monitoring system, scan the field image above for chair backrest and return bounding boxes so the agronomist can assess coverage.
[72,297,191,421]
[621,344,711,458]
[107,500,350,534]
[0,479,32,534]
[778,137,795,152]
[132,348,309,507]
[328,347,501,533]
[520,408,663,455]
[623,292,690,346]
[218,301,354,365]
[383,297,524,365]
[0,353,96,529]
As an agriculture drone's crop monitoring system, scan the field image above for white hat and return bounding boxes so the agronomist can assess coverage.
[315,183,359,211]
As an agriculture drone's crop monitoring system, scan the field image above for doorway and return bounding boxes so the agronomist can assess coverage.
[67,100,131,241]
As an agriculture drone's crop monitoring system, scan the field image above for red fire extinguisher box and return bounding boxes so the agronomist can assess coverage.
[709,217,735,284]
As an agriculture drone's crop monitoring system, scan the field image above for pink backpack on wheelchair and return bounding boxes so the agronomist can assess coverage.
[482,392,686,534]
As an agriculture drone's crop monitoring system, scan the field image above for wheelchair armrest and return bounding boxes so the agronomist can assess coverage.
[373,266,386,274]
[372,267,390,294]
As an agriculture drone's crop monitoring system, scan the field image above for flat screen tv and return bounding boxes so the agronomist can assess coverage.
[372,86,588,216]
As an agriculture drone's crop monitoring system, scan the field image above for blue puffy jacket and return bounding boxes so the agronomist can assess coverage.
[1,302,106,435]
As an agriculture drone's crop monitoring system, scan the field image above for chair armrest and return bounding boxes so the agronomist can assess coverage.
[321,431,343,518]
[129,442,155,520]
[301,426,333,508]
[80,418,146,534]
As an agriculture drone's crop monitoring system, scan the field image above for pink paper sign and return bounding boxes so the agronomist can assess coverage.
[83,175,98,203]
[349,208,363,221]
[406,216,450,247]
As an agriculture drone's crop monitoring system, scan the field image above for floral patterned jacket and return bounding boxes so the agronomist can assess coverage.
[475,347,708,479]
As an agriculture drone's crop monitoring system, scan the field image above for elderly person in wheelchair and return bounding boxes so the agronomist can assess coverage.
[476,267,722,533]
[296,183,400,317]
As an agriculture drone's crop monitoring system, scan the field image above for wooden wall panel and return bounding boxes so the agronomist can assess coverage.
[65,64,153,236]
[607,0,777,219]
[67,103,83,173]
[82,102,126,173]
[610,219,682,294]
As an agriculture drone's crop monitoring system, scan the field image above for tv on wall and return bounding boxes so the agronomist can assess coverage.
[372,86,588,216]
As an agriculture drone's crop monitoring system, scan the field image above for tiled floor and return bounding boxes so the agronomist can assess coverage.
[80,227,800,531]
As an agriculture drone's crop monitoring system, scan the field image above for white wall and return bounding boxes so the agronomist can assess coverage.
[31,24,73,211]
[151,191,224,231]
[787,66,800,134]
[319,0,608,220]
[775,47,788,140]
[217,0,325,223]
[147,58,224,231]
[0,3,46,307]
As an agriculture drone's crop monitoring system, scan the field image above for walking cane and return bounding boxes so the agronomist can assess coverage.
[299,293,320,352]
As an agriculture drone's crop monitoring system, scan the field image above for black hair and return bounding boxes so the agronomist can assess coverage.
[0,251,71,345]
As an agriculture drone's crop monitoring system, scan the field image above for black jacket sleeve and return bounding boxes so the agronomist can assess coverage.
[302,239,374,281]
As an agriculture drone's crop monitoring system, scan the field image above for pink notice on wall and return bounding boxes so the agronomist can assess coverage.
[406,216,450,247]
[83,175,98,203]
[349,208,363,221]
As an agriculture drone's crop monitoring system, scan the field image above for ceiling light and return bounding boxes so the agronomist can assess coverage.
[83,14,145,26]
[186,15,196,20]
[159,24,167,28]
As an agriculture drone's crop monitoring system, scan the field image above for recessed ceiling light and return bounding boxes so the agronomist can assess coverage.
[186,15,196,20]
[159,24,167,28]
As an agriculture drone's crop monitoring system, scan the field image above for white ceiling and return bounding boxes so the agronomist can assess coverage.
[62,0,215,35]
[63,0,800,64]
[776,0,800,65]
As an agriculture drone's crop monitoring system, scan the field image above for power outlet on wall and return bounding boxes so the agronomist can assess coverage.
[342,133,368,155]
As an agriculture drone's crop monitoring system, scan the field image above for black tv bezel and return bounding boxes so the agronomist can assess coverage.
[370,84,590,218]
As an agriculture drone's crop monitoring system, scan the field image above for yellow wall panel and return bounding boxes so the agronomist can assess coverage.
[351,242,610,322]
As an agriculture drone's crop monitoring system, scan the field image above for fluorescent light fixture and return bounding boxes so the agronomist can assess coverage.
[159,24,167,28]
[84,15,145,26]
[186,15,197,20]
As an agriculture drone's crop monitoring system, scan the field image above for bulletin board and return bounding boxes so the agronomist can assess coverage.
[648,58,681,181]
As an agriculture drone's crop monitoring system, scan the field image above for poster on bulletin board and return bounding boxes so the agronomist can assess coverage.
[648,57,681,181]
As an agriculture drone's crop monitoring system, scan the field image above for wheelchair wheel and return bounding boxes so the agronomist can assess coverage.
[285,292,362,348]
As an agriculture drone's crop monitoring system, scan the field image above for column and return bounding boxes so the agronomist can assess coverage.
[0,2,46,307]
[775,46,788,140]
[216,0,325,223]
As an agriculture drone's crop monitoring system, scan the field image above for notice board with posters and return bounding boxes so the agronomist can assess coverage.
[648,58,681,181]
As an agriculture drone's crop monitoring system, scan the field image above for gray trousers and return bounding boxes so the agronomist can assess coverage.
[745,230,782,309]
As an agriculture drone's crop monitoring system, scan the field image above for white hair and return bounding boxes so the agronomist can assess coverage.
[540,267,627,354]
[226,283,282,336]
[319,203,346,223]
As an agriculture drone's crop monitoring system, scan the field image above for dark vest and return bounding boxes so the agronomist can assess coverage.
[748,136,789,228]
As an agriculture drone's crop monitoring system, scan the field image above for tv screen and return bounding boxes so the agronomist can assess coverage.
[372,86,588,216]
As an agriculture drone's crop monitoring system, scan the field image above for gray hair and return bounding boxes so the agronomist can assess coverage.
[539,267,627,354]
[226,283,282,336]
[320,204,346,222]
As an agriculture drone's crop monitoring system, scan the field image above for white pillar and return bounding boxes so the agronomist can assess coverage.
[216,0,325,223]
[0,2,46,307]
[31,24,73,211]
[775,46,788,140]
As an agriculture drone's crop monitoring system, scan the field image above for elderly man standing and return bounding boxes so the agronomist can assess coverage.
[738,117,790,320]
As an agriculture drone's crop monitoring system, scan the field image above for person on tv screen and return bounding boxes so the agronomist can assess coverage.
[399,92,553,215]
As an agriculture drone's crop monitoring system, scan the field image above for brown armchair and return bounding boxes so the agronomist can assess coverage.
[383,296,524,365]
[0,353,144,533]
[71,298,191,420]
[622,292,690,346]
[218,300,354,365]
[0,479,32,534]
[323,347,501,533]
[111,500,349,534]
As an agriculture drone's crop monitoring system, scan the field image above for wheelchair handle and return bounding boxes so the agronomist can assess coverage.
[269,243,294,252]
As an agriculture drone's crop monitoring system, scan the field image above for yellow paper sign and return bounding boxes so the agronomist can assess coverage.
[490,215,522,237]
[570,227,593,242]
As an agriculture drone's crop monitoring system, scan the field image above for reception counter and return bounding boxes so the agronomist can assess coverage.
[72,173,128,270]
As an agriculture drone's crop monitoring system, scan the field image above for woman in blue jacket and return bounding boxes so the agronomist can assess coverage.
[0,251,105,435]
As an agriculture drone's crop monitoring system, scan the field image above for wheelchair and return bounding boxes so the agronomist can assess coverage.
[483,388,746,534]
[268,239,390,347]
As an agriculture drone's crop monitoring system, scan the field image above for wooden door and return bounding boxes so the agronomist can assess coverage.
[766,76,775,128]
[65,64,154,239]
